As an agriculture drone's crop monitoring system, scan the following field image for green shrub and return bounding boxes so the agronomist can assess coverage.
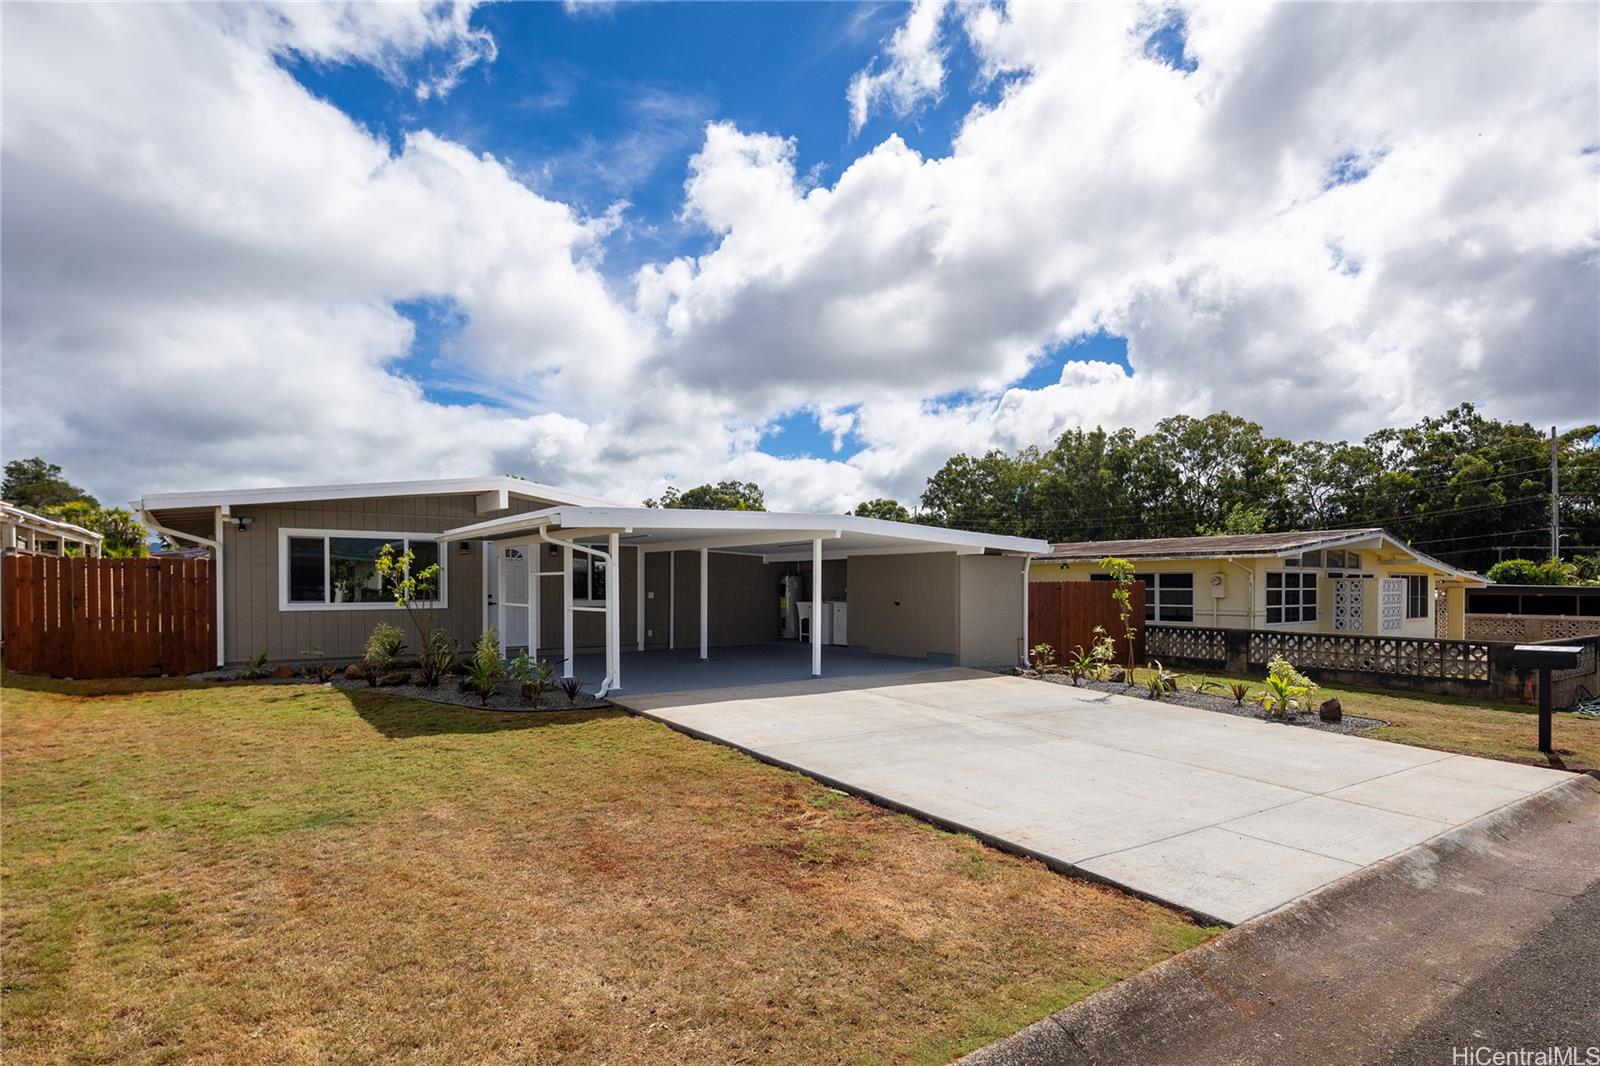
[465,656,501,704]
[242,652,268,680]
[418,629,458,688]
[1485,557,1572,585]
[363,623,405,685]
[1142,661,1178,699]
[474,628,501,674]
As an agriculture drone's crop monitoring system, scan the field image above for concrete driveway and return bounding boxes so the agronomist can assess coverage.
[617,669,1570,924]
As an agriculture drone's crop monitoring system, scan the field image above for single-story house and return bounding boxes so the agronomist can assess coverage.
[137,477,1043,692]
[1030,529,1487,639]
[2,501,103,557]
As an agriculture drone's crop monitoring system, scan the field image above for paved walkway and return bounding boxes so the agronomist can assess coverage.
[618,670,1571,924]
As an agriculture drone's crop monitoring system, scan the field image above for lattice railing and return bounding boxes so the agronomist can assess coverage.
[1247,631,1491,681]
[1467,615,1600,642]
[1147,624,1228,664]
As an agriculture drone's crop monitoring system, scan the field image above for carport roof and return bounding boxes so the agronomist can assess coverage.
[438,506,1046,560]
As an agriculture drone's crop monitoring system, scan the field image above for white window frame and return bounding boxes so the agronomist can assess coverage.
[1144,572,1195,623]
[278,527,448,612]
[1265,571,1319,625]
[571,549,607,606]
[1404,574,1430,619]
[1091,571,1195,623]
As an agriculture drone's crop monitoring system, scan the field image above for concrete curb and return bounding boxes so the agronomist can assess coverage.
[957,771,1600,1065]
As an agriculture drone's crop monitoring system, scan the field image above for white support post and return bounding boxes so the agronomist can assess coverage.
[213,508,226,667]
[811,538,823,677]
[495,542,507,659]
[528,544,539,661]
[1020,560,1030,667]
[636,546,645,652]
[562,544,574,678]
[699,547,709,662]
[669,551,676,650]
[608,532,621,691]
[481,539,490,636]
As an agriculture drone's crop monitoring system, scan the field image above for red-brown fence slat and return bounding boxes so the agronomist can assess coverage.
[158,558,177,675]
[1028,579,1146,668]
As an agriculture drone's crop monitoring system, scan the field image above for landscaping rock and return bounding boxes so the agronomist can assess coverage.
[1107,667,1127,683]
[377,672,411,687]
[1320,698,1344,723]
[1018,673,1388,735]
[343,664,365,681]
[270,665,295,679]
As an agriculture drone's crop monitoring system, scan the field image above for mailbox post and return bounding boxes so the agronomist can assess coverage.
[1510,644,1583,754]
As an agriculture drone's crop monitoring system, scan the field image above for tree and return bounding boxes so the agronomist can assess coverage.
[373,543,450,685]
[853,498,911,522]
[3,457,96,510]
[644,481,766,511]
[1099,556,1139,673]
[1198,503,1268,537]
[44,500,150,556]
[912,404,1597,574]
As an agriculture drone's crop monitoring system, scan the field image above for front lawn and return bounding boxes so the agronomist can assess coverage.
[1118,666,1600,775]
[1,674,1213,1065]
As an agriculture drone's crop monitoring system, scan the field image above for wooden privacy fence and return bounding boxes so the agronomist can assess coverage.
[1029,580,1146,666]
[2,554,215,678]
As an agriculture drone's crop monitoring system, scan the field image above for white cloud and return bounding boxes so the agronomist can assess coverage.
[846,0,952,133]
[2,1,1596,518]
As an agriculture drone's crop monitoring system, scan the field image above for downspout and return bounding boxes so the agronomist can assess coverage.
[138,506,225,667]
[537,527,617,697]
[1224,557,1254,631]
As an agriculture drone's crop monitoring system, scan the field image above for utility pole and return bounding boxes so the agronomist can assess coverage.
[1550,425,1560,562]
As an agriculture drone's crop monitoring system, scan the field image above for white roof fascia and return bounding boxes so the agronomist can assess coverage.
[137,476,619,513]
[1271,529,1482,583]
[439,506,1046,555]
[0,502,104,544]
[1374,531,1486,584]
[1268,530,1386,557]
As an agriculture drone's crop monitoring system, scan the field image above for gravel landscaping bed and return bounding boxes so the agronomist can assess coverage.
[329,676,610,713]
[189,670,319,685]
[1028,673,1388,735]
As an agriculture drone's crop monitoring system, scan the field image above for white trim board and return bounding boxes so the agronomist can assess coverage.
[140,475,620,514]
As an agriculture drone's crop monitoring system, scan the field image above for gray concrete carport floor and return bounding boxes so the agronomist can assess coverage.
[613,669,1572,926]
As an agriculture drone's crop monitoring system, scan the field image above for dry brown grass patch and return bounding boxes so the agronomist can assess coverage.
[2,675,1213,1064]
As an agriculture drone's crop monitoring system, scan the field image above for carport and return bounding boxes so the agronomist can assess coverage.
[438,506,1043,696]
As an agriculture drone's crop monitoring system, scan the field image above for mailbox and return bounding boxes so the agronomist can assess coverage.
[1510,644,1584,670]
[1511,644,1585,754]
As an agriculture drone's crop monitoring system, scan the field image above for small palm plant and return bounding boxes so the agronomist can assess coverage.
[465,657,501,705]
[1143,660,1179,699]
[242,651,268,680]
[1065,645,1098,686]
[466,628,503,703]
[363,623,405,687]
[1255,673,1310,718]
[1030,642,1059,674]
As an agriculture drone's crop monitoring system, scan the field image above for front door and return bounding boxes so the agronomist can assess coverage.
[1334,578,1364,632]
[498,546,529,655]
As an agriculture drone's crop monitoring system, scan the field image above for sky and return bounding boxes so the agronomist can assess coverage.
[2,0,1596,512]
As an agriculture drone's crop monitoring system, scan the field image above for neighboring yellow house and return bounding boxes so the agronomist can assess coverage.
[1030,528,1486,639]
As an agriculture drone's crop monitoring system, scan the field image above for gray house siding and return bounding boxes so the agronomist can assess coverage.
[846,552,961,660]
[217,494,542,663]
[957,554,1026,668]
